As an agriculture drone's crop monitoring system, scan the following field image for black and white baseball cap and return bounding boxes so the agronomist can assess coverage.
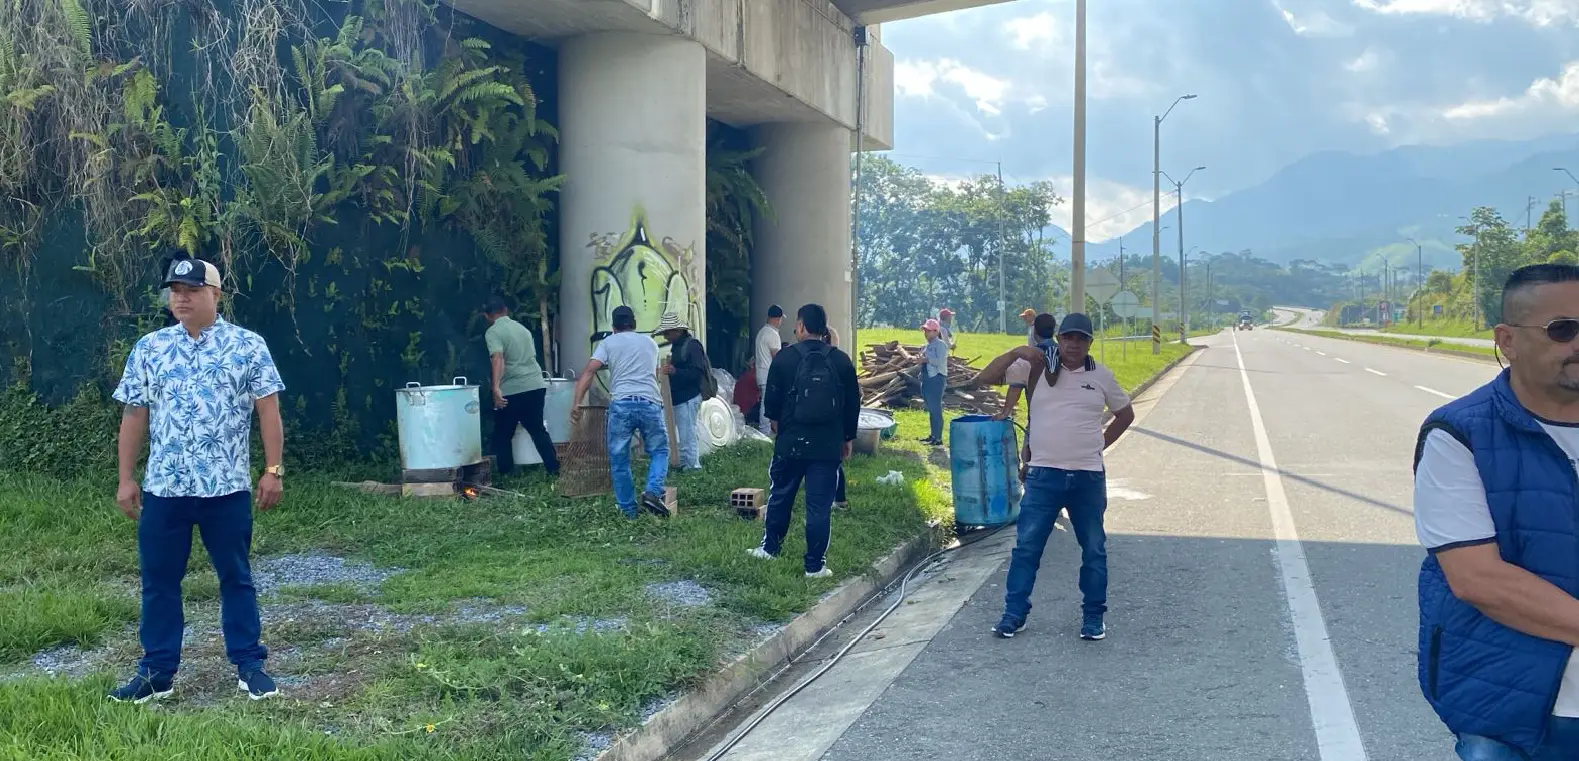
[163,257,222,289]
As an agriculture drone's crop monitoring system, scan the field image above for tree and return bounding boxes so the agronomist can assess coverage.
[1456,206,1522,325]
[854,156,1061,332]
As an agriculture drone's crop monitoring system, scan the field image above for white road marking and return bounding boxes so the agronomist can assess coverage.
[1230,330,1367,761]
[1316,351,1327,356]
[1334,358,1350,364]
[1303,346,1312,352]
[1365,368,1386,376]
[1415,385,1455,400]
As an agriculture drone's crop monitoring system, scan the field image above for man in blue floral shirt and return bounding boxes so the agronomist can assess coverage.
[109,254,287,703]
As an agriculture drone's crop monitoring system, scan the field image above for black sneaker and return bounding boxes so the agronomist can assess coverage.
[107,673,173,704]
[640,491,671,518]
[991,616,1027,639]
[237,669,280,700]
[1080,614,1106,641]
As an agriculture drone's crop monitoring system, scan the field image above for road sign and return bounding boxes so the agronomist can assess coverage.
[1110,290,1141,318]
[1085,268,1121,304]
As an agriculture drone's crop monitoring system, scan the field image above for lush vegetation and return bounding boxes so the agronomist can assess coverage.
[1330,200,1576,328]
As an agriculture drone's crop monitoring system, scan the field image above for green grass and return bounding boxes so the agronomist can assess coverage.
[1283,327,1498,359]
[0,440,950,760]
[1380,319,1493,340]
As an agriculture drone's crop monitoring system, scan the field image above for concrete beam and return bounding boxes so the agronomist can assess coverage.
[443,0,894,149]
[833,0,1016,24]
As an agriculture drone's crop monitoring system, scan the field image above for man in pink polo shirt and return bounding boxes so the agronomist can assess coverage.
[972,312,1135,641]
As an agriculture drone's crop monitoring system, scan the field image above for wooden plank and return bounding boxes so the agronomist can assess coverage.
[331,480,402,496]
[402,482,458,498]
[658,367,679,468]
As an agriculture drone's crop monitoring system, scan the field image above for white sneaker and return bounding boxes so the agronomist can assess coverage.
[805,567,833,579]
[747,547,775,560]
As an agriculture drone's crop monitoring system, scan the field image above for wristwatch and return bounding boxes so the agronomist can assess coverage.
[264,465,286,478]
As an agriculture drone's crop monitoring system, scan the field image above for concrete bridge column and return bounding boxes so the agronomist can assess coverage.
[557,33,706,374]
[751,123,854,347]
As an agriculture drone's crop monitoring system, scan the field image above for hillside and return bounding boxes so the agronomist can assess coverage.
[1084,132,1579,272]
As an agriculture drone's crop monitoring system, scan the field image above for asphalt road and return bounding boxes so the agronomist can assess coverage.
[695,325,1502,761]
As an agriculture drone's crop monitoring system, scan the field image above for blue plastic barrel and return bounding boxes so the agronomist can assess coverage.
[948,415,1023,527]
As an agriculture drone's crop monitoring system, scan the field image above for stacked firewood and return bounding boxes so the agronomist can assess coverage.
[857,341,1008,414]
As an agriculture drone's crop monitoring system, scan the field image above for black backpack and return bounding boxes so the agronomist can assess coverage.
[787,343,843,425]
[674,336,718,401]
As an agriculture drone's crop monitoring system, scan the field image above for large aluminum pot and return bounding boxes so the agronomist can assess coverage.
[396,377,483,471]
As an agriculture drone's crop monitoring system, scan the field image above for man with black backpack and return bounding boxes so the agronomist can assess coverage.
[748,304,860,578]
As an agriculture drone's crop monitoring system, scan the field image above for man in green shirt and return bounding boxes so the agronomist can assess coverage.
[483,297,558,476]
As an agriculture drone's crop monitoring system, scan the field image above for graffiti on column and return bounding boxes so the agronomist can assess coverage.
[587,209,701,363]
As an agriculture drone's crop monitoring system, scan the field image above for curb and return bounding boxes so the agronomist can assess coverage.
[1277,328,1497,365]
[595,527,943,761]
[1103,342,1201,425]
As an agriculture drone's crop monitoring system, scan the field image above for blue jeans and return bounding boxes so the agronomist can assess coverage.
[760,457,838,573]
[674,396,701,469]
[1456,717,1579,759]
[607,397,669,517]
[1003,467,1108,623]
[137,490,267,678]
[923,370,946,440]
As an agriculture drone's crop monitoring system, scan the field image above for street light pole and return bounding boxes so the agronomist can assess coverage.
[1161,166,1204,343]
[1151,93,1196,354]
[1407,237,1423,328]
[997,161,1006,334]
[1070,0,1087,316]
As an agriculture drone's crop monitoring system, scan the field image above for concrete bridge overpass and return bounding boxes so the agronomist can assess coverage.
[445,0,1015,369]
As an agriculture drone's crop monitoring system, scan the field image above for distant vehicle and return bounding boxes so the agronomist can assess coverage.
[1237,311,1254,331]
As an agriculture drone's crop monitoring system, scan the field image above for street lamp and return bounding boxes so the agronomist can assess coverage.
[1152,93,1197,354]
[1162,165,1205,342]
[1070,0,1088,315]
[1558,169,1579,222]
[1407,237,1423,328]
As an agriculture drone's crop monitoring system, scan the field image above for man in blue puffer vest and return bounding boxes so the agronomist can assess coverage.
[1414,263,1579,759]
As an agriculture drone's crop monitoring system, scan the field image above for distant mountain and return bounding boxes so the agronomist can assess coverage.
[1080,133,1579,273]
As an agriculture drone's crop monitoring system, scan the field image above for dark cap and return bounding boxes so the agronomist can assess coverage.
[1032,312,1058,340]
[611,305,636,330]
[163,257,221,289]
[1057,312,1095,338]
[767,304,784,319]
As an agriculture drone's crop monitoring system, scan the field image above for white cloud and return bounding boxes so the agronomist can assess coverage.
[1274,0,1356,35]
[1352,0,1579,25]
[1004,11,1059,50]
[1365,112,1392,134]
[1345,47,1385,73]
[893,58,1013,115]
[1045,177,1183,242]
[1442,60,1579,119]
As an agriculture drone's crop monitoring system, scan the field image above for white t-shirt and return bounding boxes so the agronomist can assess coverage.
[1415,425,1579,717]
[592,331,661,402]
[755,323,781,382]
[1005,358,1131,472]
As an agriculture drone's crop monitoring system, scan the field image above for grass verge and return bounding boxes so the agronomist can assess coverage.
[0,440,948,760]
[1380,319,1492,340]
[1278,327,1497,361]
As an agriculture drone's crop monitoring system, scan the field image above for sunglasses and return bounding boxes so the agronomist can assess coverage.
[1509,318,1579,343]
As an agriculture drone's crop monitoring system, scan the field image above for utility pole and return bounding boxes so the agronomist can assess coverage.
[997,161,1007,334]
[1408,237,1423,328]
[1151,93,1196,354]
[1070,0,1087,316]
[1178,183,1186,341]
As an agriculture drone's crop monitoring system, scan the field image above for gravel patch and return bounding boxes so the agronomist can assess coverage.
[644,580,711,608]
[639,693,679,723]
[528,616,628,636]
[452,599,529,626]
[27,645,100,679]
[573,731,615,761]
[252,553,404,596]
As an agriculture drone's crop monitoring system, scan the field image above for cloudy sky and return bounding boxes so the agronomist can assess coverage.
[880,0,1579,241]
